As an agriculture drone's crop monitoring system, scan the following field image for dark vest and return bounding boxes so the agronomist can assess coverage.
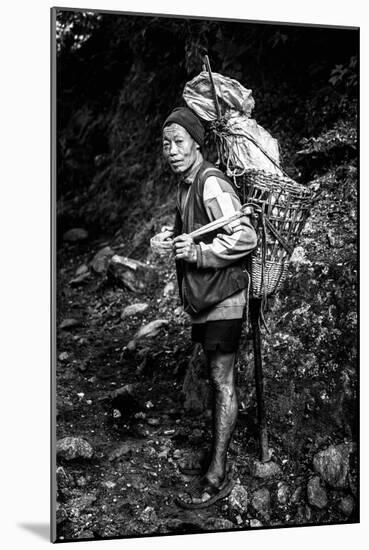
[174,160,249,315]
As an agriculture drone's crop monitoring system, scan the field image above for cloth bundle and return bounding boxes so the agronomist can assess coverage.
[183,71,282,177]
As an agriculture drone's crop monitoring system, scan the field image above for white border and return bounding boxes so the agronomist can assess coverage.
[1,1,366,549]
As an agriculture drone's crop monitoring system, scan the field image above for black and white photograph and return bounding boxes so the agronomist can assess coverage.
[51,6,358,543]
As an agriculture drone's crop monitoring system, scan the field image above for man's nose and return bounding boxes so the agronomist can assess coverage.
[169,142,179,155]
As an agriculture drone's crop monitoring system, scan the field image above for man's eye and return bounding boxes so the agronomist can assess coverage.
[175,140,183,144]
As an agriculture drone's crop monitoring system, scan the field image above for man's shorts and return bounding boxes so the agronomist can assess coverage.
[191,318,244,353]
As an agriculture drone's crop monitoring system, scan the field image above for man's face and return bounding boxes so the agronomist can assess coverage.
[162,123,199,176]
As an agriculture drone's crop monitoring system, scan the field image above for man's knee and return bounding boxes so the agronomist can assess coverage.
[209,351,236,394]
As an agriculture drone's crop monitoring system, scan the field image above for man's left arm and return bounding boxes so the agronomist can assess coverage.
[173,175,257,265]
[195,175,257,268]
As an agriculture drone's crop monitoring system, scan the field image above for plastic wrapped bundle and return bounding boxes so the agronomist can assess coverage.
[183,71,282,177]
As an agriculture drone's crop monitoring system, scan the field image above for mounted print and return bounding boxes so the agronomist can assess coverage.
[51,6,359,543]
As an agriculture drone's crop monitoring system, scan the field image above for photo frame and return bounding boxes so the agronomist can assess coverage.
[51,6,359,543]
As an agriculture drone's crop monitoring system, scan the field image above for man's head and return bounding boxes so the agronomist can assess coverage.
[162,107,204,177]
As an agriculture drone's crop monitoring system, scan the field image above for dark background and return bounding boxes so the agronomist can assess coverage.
[55,9,358,541]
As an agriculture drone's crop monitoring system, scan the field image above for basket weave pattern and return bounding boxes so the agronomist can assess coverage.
[236,170,313,298]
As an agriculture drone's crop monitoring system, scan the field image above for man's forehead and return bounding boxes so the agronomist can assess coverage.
[162,123,191,140]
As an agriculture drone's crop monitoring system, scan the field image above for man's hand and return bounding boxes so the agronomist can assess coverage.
[173,234,197,263]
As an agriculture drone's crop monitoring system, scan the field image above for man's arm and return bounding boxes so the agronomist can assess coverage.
[194,175,257,268]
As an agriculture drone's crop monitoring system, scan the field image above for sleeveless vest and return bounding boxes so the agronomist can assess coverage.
[174,160,249,315]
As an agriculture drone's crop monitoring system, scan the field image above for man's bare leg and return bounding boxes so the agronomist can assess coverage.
[203,348,238,486]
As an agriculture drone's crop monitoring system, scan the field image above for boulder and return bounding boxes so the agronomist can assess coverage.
[277,482,289,505]
[252,460,281,479]
[139,506,157,524]
[163,281,175,297]
[206,518,235,530]
[75,264,89,276]
[107,254,158,292]
[291,485,303,504]
[229,484,248,513]
[249,518,263,528]
[135,319,169,339]
[59,318,81,330]
[90,246,114,274]
[62,228,88,242]
[338,495,355,516]
[108,443,131,461]
[56,436,94,460]
[313,443,354,488]
[251,487,270,513]
[121,302,149,318]
[66,493,97,518]
[69,272,91,286]
[307,476,327,509]
[58,351,69,362]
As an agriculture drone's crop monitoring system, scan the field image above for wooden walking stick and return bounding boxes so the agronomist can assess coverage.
[203,54,270,462]
[250,297,270,463]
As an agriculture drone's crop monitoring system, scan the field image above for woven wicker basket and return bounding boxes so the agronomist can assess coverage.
[235,169,313,298]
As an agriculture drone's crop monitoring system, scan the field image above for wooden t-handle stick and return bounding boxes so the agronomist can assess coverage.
[188,204,254,240]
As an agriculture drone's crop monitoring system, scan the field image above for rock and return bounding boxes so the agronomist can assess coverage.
[305,505,312,521]
[102,480,116,489]
[307,476,328,509]
[163,281,175,297]
[108,443,131,461]
[252,460,281,479]
[135,320,169,339]
[277,482,289,505]
[58,351,69,362]
[62,228,88,242]
[206,518,235,530]
[313,443,354,488]
[56,437,94,460]
[69,272,91,286]
[147,418,160,426]
[249,518,263,528]
[76,264,89,276]
[251,488,270,513]
[59,318,81,330]
[90,246,114,274]
[229,484,248,513]
[76,476,87,487]
[121,302,149,318]
[107,254,158,292]
[291,485,303,504]
[139,506,157,524]
[66,493,97,518]
[77,530,94,540]
[338,495,355,516]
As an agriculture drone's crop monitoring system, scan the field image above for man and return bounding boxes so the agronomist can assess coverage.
[162,107,257,509]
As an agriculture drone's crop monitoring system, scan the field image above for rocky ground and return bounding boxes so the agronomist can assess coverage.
[55,233,358,542]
